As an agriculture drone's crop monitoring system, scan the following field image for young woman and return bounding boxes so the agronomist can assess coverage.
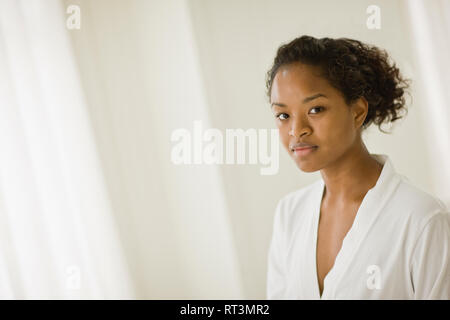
[266,35,450,299]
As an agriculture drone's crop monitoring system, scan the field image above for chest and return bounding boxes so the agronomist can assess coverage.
[315,200,362,295]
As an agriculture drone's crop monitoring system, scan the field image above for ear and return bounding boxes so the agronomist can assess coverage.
[351,96,369,130]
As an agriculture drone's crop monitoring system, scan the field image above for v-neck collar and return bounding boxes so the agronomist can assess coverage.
[310,154,400,299]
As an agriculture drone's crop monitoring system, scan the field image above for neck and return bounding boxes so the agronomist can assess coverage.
[319,141,383,204]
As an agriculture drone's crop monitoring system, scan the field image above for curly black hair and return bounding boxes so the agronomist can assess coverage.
[266,35,411,133]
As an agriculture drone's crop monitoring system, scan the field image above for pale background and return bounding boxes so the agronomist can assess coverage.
[1,0,448,299]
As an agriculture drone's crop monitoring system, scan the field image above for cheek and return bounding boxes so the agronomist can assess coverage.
[317,116,354,150]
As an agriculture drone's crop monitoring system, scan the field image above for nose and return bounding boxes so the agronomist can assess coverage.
[289,115,312,137]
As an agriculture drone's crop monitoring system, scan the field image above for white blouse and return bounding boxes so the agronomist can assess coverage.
[266,154,450,299]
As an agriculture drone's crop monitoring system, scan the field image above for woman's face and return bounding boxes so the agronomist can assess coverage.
[270,62,367,172]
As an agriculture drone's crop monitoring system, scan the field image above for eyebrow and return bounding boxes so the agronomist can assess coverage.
[271,93,327,108]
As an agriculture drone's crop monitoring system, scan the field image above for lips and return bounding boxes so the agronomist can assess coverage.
[293,146,318,157]
[293,146,317,151]
[290,142,318,151]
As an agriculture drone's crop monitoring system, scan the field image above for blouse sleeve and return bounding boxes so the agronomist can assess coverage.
[410,211,450,299]
[266,199,288,299]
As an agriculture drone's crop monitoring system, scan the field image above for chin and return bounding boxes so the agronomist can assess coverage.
[295,161,319,173]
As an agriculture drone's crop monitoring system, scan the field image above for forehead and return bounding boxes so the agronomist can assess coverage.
[271,63,332,102]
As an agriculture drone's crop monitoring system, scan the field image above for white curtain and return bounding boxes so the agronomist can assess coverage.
[63,0,245,299]
[0,0,135,298]
[405,0,450,207]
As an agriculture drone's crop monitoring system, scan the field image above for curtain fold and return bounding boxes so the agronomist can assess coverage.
[57,0,246,298]
[405,0,450,207]
[0,0,135,299]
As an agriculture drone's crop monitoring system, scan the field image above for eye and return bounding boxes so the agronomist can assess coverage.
[309,106,324,114]
[275,113,289,121]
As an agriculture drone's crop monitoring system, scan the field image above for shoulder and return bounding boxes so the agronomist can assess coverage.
[273,179,320,227]
[393,174,449,228]
[276,179,319,211]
